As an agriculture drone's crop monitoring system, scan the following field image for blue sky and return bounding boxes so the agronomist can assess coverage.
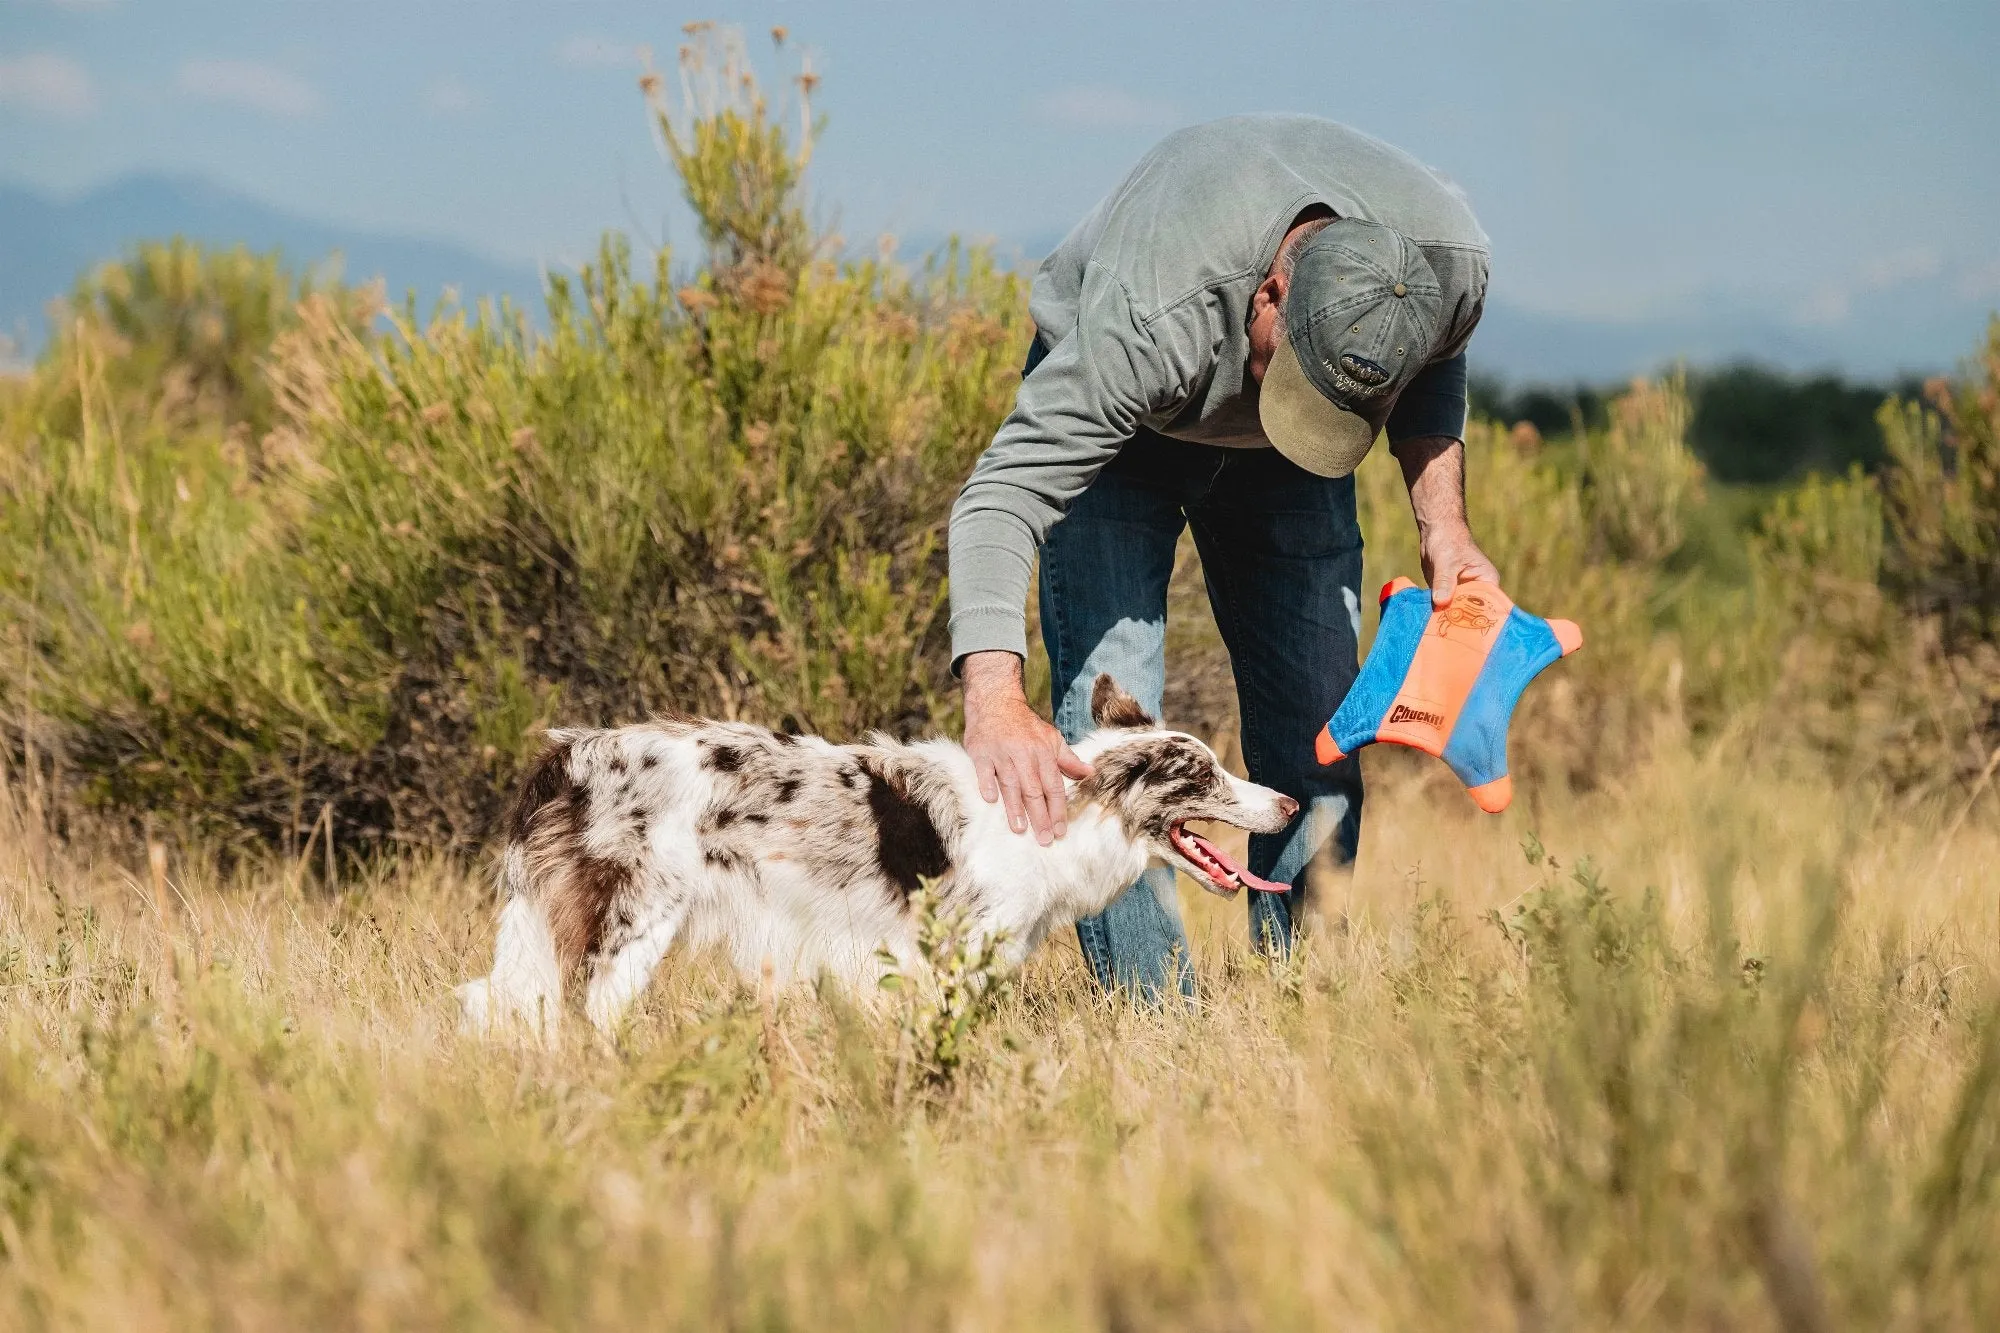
[4,1,1997,372]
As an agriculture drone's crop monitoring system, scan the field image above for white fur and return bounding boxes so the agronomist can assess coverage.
[455,887,562,1040]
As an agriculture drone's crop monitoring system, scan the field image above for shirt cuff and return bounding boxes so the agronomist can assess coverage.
[1386,351,1469,444]
[948,608,1029,674]
[1386,392,1468,445]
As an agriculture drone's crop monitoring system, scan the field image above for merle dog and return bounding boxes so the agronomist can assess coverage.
[459,675,1295,1037]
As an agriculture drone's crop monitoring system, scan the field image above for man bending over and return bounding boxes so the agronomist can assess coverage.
[948,114,1499,998]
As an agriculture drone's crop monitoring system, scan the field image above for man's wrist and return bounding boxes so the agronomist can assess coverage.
[1416,511,1475,541]
[961,650,1027,706]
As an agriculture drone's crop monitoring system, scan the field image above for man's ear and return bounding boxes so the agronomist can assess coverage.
[1090,674,1155,729]
[1251,269,1286,318]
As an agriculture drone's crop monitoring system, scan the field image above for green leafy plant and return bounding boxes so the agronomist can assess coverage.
[1,30,1024,849]
[1578,370,1706,564]
[878,879,1013,1096]
[1882,318,2000,645]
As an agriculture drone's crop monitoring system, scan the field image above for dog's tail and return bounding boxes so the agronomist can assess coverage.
[458,736,587,1040]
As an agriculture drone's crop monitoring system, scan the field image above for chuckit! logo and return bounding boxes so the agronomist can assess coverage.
[1387,703,1445,729]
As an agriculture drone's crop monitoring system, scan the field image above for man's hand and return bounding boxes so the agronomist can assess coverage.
[961,651,1093,845]
[1392,433,1501,607]
[1419,519,1501,607]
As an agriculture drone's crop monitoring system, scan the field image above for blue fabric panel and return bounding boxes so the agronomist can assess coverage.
[1440,608,1562,788]
[1328,587,1431,752]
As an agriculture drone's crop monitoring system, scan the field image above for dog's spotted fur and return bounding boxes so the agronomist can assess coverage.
[458,675,1296,1038]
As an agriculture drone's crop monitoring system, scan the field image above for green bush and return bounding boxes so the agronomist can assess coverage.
[1882,319,2000,646]
[47,237,361,446]
[1578,371,1706,565]
[1358,355,1996,799]
[0,253,381,840]
[2,31,1024,848]
[1689,362,1895,484]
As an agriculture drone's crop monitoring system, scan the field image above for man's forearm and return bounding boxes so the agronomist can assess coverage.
[1391,433,1470,535]
[1391,432,1497,602]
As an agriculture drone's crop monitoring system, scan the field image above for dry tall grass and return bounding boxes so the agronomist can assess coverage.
[4,744,1998,1330]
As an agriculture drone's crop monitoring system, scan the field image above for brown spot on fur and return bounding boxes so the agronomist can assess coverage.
[704,743,746,773]
[858,756,950,899]
[508,740,576,842]
[640,753,659,769]
[1090,674,1155,729]
[508,738,633,973]
[558,855,632,964]
[1084,736,1215,799]
[564,769,593,829]
[1075,734,1229,839]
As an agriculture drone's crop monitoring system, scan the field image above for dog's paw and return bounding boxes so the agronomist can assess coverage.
[458,976,562,1046]
[456,977,493,1035]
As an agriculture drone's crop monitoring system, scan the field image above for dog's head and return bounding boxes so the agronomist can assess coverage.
[1074,676,1298,897]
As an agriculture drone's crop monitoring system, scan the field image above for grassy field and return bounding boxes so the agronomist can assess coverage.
[4,26,1999,1330]
[5,742,1999,1330]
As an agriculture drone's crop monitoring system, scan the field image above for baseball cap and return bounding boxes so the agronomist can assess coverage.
[1258,217,1445,477]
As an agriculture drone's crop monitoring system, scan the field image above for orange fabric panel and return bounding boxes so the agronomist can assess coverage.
[1370,580,1514,758]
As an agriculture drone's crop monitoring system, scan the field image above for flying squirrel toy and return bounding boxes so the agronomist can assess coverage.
[1315,577,1582,813]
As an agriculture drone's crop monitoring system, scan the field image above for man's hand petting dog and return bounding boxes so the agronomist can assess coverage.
[962,651,1093,845]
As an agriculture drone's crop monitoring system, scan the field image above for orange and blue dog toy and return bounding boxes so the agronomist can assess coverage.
[1314,577,1582,813]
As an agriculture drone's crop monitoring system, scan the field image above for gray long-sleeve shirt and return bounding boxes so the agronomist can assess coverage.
[947,114,1490,665]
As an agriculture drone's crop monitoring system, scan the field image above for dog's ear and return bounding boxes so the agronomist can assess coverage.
[1090,674,1155,729]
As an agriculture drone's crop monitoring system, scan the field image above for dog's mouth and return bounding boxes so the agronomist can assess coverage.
[1168,823,1289,896]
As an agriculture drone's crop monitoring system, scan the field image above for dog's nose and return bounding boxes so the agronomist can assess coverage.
[1276,795,1300,820]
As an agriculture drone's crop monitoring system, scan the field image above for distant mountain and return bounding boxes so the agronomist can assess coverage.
[1473,280,1997,386]
[5,174,1991,383]
[0,174,543,360]
[1470,301,1842,385]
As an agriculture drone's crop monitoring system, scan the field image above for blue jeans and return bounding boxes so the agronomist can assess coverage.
[1030,351,1368,1001]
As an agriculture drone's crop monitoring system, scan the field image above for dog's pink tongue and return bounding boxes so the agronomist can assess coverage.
[1187,831,1290,894]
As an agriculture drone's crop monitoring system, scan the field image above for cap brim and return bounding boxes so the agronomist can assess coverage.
[1258,334,1380,478]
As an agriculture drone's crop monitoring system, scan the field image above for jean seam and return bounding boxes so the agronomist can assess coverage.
[1077,913,1113,990]
[1047,505,1123,991]
[1042,526,1073,731]
[1190,508,1295,952]
[1191,449,1228,507]
[1190,512,1268,788]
